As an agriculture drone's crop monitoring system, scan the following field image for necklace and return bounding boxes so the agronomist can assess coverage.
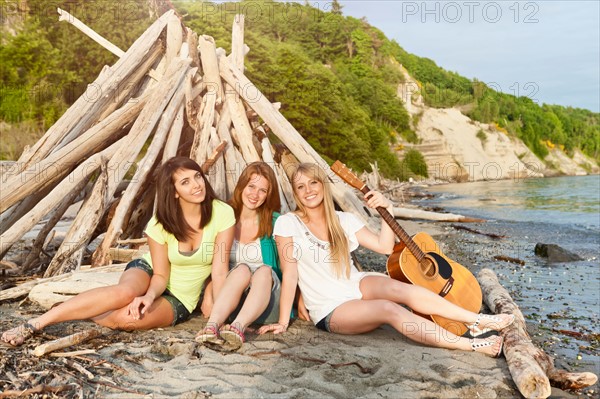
[294,215,329,251]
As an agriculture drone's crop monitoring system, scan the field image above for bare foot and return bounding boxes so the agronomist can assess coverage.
[1,322,38,347]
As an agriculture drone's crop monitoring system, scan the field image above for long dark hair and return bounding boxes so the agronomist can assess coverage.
[230,162,281,239]
[155,157,218,241]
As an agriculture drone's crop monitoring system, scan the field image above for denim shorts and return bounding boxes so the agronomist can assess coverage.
[227,264,281,325]
[124,258,191,326]
[316,309,335,332]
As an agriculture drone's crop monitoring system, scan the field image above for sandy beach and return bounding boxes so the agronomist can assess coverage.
[1,217,595,398]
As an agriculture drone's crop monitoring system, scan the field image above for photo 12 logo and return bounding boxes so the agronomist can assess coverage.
[1,1,149,23]
[399,1,540,24]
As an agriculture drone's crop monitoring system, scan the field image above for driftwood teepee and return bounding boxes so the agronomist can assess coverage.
[0,10,375,277]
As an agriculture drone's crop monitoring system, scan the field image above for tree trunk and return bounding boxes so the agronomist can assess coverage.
[226,91,260,163]
[44,159,111,276]
[165,13,183,67]
[197,35,223,105]
[190,93,216,164]
[230,15,245,73]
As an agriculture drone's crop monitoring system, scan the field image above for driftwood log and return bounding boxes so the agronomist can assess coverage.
[478,268,597,398]
[0,94,148,217]
[32,328,105,357]
[0,264,125,302]
[91,81,188,267]
[391,207,484,222]
[217,54,376,230]
[0,144,120,259]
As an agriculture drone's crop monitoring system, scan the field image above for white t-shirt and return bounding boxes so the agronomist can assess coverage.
[230,238,264,271]
[273,212,368,324]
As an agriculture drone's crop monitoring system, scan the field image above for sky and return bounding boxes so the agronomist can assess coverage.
[335,0,600,112]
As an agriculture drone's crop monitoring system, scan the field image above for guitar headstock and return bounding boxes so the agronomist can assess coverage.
[331,160,366,191]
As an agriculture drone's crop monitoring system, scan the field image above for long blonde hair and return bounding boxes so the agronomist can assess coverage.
[291,163,351,279]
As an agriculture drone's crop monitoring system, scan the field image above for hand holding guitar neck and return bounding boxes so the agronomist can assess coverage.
[363,190,393,213]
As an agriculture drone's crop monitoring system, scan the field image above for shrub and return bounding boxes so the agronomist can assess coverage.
[401,149,428,178]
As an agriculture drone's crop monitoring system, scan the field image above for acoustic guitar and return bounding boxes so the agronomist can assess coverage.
[331,161,482,336]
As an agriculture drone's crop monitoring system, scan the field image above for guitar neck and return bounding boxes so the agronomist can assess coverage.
[356,185,426,262]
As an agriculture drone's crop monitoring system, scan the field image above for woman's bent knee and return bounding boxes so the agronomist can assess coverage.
[112,285,140,304]
[380,300,401,313]
[252,266,273,281]
[230,263,252,278]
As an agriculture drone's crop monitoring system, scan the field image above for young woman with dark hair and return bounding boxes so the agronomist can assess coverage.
[1,157,235,346]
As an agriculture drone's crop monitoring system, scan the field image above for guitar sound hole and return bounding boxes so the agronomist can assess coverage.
[420,258,436,277]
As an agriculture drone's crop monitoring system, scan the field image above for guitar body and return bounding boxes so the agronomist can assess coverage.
[386,232,482,336]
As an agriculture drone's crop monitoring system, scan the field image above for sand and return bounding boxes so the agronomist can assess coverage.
[1,219,592,398]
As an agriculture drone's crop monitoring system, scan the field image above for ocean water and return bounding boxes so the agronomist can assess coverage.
[425,175,600,231]
[420,175,600,383]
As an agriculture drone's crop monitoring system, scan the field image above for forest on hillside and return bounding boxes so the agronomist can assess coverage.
[1,0,598,178]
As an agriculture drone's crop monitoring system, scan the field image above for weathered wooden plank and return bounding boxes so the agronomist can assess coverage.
[197,35,224,104]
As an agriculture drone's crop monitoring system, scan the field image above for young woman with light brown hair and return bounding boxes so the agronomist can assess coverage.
[196,162,283,350]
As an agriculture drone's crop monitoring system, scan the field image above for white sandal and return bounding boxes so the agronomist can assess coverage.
[466,313,515,337]
[470,336,504,358]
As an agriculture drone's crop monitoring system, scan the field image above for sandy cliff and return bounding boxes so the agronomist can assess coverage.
[397,68,599,182]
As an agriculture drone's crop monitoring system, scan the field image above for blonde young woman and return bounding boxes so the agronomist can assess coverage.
[196,162,282,350]
[1,157,235,346]
[259,163,514,357]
